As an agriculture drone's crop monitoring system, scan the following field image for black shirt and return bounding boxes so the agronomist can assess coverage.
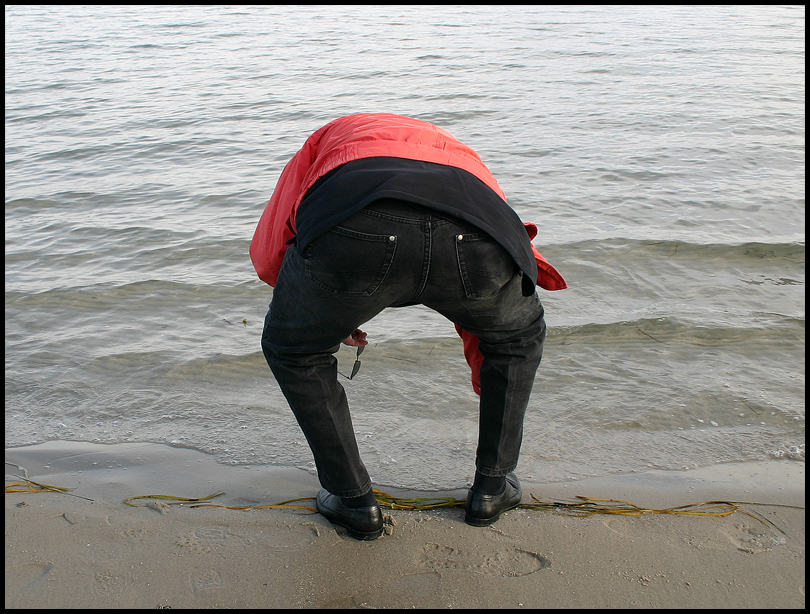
[295,156,538,295]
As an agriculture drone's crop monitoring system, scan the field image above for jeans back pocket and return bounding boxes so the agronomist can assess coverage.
[304,226,397,295]
[455,232,518,299]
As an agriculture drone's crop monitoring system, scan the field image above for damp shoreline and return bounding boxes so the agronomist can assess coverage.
[6,440,805,608]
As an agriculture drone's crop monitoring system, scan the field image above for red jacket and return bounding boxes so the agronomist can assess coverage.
[250,113,567,393]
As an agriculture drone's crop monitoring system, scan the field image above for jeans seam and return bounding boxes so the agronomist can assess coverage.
[360,205,455,227]
[412,217,432,299]
[359,208,425,225]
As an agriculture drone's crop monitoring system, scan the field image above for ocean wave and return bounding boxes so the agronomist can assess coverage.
[549,237,805,262]
[548,314,804,345]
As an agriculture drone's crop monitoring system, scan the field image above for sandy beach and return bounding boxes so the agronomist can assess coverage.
[5,441,804,609]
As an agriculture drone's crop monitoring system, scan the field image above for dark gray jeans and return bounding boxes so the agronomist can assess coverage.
[261,199,546,498]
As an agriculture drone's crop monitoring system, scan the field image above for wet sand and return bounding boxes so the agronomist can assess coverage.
[5,441,805,608]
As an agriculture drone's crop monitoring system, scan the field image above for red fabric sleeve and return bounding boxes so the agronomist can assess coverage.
[456,325,484,395]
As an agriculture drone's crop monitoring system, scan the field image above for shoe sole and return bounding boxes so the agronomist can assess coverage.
[464,501,521,527]
[316,505,384,540]
[329,519,384,540]
[464,514,500,527]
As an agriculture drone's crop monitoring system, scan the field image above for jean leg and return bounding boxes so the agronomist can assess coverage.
[474,297,546,476]
[260,206,426,497]
[261,247,378,497]
[263,345,372,497]
[420,220,547,477]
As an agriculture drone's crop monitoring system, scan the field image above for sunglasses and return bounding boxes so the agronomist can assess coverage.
[338,345,364,380]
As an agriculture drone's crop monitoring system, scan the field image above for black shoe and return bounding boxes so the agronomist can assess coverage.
[315,489,384,540]
[464,473,522,527]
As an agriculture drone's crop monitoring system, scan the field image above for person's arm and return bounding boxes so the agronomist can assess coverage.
[250,132,322,287]
[343,329,368,347]
[456,325,483,395]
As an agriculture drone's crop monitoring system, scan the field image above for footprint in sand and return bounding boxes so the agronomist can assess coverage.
[191,568,224,591]
[420,542,550,576]
[122,527,147,539]
[189,567,240,599]
[723,522,786,554]
[175,525,231,553]
[91,569,132,600]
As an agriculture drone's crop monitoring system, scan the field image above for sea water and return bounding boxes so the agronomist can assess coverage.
[5,5,804,489]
